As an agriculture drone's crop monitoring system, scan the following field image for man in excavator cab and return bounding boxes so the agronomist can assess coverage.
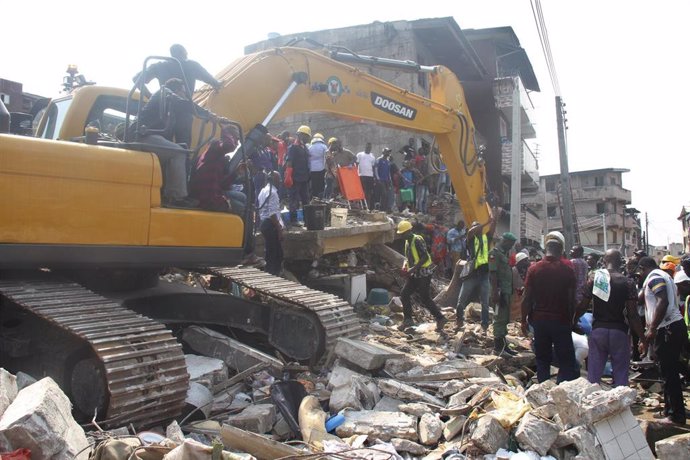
[136,77,224,207]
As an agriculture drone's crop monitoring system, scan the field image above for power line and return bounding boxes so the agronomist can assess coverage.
[530,0,561,96]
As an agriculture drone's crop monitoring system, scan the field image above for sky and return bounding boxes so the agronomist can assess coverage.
[4,0,687,247]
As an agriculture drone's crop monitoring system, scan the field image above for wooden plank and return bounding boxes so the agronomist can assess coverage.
[220,424,306,460]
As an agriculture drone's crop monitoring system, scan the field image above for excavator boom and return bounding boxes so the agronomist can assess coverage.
[194,47,490,224]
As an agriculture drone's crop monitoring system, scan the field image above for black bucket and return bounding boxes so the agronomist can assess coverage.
[303,204,326,231]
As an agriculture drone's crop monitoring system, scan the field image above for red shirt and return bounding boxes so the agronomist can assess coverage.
[524,256,576,324]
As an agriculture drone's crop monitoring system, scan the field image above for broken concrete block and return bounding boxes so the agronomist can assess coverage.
[524,380,556,409]
[391,438,426,455]
[438,380,466,398]
[0,377,89,459]
[166,420,185,444]
[329,375,378,413]
[378,379,445,407]
[14,372,35,392]
[328,362,367,389]
[362,380,380,409]
[399,402,433,417]
[272,415,293,441]
[336,410,417,441]
[443,416,467,441]
[447,384,482,407]
[531,402,558,420]
[563,425,605,460]
[185,354,228,388]
[334,338,403,370]
[579,386,637,424]
[373,396,403,412]
[656,432,690,459]
[184,381,213,420]
[550,378,601,427]
[383,358,415,377]
[397,359,491,382]
[515,412,560,456]
[418,413,443,446]
[329,382,363,413]
[182,326,283,375]
[0,369,17,417]
[469,415,509,454]
[226,404,276,434]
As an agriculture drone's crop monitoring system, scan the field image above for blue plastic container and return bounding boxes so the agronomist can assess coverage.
[325,413,345,432]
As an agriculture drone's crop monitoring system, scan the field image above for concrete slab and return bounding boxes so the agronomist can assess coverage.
[334,338,404,370]
[182,326,283,375]
[281,221,394,260]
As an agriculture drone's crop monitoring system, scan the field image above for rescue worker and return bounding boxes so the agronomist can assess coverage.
[490,232,518,356]
[638,257,687,424]
[397,220,448,332]
[455,211,498,332]
[285,125,311,225]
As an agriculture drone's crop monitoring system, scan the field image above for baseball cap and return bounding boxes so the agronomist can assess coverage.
[515,252,529,264]
[502,232,517,241]
[544,231,565,247]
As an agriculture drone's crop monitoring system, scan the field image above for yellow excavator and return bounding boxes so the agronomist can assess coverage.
[0,47,490,428]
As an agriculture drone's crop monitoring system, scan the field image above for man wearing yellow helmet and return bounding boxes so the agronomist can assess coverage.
[396,220,448,332]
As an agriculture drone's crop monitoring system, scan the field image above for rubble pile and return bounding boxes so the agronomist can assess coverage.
[0,312,686,459]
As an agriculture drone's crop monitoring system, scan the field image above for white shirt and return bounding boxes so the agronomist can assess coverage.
[356,151,375,177]
[257,183,281,223]
[643,269,683,329]
[308,140,328,172]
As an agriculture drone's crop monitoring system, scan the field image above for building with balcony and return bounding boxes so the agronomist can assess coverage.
[245,19,542,243]
[536,168,642,256]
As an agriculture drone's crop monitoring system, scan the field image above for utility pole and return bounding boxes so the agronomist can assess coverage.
[555,96,575,249]
[509,77,522,240]
[602,213,608,251]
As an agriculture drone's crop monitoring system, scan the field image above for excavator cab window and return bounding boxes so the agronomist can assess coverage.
[38,97,73,140]
[84,95,140,141]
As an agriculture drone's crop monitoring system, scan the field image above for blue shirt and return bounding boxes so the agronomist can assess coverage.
[446,227,467,254]
[375,157,392,182]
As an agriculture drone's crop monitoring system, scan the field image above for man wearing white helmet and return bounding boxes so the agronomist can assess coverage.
[308,133,328,198]
[521,231,578,383]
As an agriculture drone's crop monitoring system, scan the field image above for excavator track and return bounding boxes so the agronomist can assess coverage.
[0,277,189,428]
[208,266,361,358]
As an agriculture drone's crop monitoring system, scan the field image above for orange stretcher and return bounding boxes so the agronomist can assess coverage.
[337,165,367,209]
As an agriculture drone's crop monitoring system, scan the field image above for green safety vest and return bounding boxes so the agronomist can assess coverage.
[474,234,489,268]
[405,234,432,268]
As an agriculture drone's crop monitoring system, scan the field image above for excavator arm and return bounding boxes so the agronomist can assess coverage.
[194,47,490,225]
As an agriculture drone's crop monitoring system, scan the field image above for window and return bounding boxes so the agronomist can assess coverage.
[609,176,617,185]
[597,233,604,244]
[547,206,557,217]
[545,179,556,192]
[595,176,604,186]
[38,97,73,140]
[611,231,618,243]
[596,202,606,214]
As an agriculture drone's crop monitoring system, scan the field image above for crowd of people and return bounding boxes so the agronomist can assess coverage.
[395,215,690,425]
